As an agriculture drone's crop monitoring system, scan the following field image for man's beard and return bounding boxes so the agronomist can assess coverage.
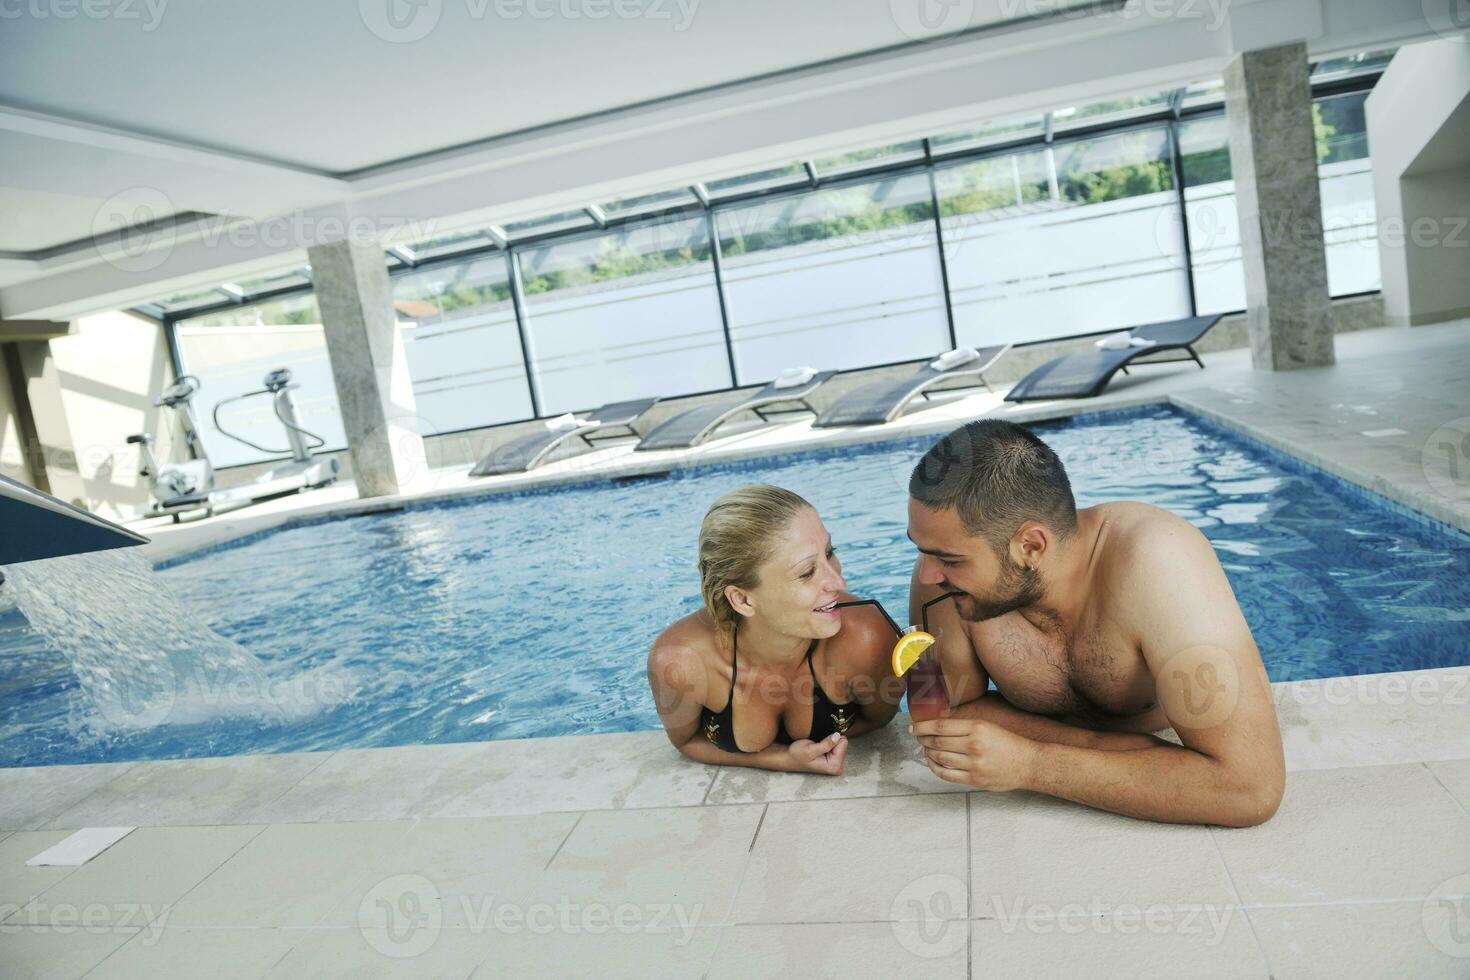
[953,555,1044,622]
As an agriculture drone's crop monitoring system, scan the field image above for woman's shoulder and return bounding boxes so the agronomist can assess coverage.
[649,608,720,663]
[829,592,899,670]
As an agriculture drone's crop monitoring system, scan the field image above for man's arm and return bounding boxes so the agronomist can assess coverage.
[910,560,1161,752]
[917,519,1285,827]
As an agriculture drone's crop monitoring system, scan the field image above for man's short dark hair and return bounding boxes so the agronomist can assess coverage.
[909,419,1077,548]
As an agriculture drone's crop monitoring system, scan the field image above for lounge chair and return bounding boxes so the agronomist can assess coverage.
[470,397,658,476]
[1004,314,1222,403]
[635,369,836,452]
[812,345,1010,428]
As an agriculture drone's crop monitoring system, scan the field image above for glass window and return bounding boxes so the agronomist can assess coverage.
[173,293,347,469]
[935,149,1052,216]
[226,269,312,298]
[599,188,698,218]
[938,127,1190,346]
[1311,49,1394,81]
[1179,79,1225,110]
[714,173,950,381]
[157,287,227,315]
[1051,89,1173,131]
[392,254,533,432]
[812,141,926,178]
[703,164,807,199]
[1177,114,1231,188]
[930,114,1045,155]
[1053,128,1175,204]
[503,209,594,239]
[402,230,498,262]
[1177,99,1381,312]
[516,215,729,414]
[1315,91,1370,165]
[1176,115,1245,316]
[1315,92,1378,295]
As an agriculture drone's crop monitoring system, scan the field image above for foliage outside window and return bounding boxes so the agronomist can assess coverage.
[517,217,713,295]
[715,177,934,258]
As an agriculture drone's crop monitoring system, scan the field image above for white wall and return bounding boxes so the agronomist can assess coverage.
[1367,38,1470,326]
[45,311,179,519]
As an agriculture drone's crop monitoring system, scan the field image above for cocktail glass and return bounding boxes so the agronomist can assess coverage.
[905,637,951,723]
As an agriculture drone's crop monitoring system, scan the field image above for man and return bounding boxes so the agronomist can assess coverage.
[906,419,1284,827]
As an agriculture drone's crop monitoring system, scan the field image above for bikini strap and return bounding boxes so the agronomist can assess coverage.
[729,627,739,695]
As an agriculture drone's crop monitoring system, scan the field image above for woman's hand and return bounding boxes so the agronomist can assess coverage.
[786,732,848,775]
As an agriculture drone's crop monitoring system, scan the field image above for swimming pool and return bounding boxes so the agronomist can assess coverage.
[3,405,1468,767]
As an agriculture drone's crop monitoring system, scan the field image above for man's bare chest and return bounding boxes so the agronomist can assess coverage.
[972,614,1157,719]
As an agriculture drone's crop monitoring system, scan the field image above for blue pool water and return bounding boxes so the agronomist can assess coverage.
[3,405,1468,767]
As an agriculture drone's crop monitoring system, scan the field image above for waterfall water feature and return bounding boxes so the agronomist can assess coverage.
[4,547,294,733]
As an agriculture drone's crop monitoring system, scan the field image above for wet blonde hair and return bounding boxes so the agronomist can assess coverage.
[698,485,814,650]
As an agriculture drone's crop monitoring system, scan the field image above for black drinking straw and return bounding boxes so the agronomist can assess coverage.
[919,591,964,634]
[832,598,902,637]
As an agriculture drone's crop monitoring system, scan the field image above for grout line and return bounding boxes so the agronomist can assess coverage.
[1422,761,1470,819]
[77,926,144,979]
[700,766,719,806]
[721,804,770,927]
[541,812,584,871]
[147,823,272,926]
[37,762,145,830]
[748,803,769,853]
[1207,824,1272,975]
[965,792,973,980]
[264,942,295,974]
[253,751,342,814]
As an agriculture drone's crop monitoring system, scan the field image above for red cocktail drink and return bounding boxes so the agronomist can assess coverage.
[906,643,950,723]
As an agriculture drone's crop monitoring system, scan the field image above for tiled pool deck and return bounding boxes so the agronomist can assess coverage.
[3,321,1469,978]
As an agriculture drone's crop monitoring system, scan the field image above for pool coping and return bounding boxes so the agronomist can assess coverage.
[1,661,1466,829]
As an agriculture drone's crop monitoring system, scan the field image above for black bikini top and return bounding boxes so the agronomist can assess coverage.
[697,598,902,754]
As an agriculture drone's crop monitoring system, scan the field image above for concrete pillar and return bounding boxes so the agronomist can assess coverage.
[307,239,425,498]
[1223,41,1335,370]
[8,341,88,505]
[1366,39,1470,327]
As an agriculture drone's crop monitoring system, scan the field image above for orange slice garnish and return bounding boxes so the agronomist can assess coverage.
[891,629,936,677]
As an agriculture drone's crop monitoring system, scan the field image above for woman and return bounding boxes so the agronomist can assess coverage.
[647,485,903,774]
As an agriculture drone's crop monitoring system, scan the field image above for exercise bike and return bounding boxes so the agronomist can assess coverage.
[130,367,340,522]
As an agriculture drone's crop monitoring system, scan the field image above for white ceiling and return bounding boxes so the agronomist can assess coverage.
[0,0,1040,177]
[0,0,1450,318]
